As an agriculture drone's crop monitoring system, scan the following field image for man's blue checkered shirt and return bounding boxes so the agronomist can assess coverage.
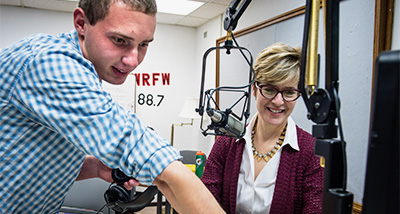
[0,30,181,213]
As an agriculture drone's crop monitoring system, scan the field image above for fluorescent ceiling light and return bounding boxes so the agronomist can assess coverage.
[156,0,204,15]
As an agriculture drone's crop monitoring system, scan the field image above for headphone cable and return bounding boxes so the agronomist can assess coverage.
[96,204,107,214]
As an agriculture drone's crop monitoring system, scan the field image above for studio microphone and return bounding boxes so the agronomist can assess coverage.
[206,108,245,138]
[196,0,253,139]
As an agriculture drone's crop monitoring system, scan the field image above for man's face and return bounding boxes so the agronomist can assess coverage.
[77,1,156,84]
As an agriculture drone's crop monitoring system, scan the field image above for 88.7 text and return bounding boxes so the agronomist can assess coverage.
[137,93,164,107]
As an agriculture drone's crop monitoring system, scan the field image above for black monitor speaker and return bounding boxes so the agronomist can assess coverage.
[362,50,400,213]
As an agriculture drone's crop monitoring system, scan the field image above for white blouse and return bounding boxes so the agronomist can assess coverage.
[235,115,299,214]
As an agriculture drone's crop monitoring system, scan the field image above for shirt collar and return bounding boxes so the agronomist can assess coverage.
[285,117,299,151]
[244,114,300,151]
[70,30,82,56]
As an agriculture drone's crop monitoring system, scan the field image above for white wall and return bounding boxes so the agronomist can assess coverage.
[0,6,73,47]
[133,23,198,145]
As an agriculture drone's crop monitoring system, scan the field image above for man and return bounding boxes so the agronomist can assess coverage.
[0,0,224,213]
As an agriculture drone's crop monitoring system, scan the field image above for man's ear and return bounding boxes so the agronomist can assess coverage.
[73,8,87,38]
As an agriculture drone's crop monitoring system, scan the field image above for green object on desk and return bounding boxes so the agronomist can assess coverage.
[195,151,206,178]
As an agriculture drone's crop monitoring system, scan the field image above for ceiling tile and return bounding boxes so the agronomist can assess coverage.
[22,0,77,12]
[194,0,231,5]
[208,0,231,5]
[176,16,208,27]
[190,2,227,19]
[156,13,184,25]
[0,0,20,6]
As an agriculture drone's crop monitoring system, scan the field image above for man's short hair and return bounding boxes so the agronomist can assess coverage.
[79,0,157,25]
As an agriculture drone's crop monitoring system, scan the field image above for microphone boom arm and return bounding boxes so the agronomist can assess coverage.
[223,0,252,32]
[196,43,253,139]
[299,0,353,213]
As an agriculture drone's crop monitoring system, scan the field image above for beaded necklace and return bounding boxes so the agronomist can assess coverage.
[251,118,287,163]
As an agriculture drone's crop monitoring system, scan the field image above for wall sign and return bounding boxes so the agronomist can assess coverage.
[102,74,136,112]
[102,72,172,112]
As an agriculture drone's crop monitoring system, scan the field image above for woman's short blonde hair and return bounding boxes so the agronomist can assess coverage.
[253,42,301,86]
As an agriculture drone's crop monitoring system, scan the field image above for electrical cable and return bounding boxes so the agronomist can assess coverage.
[205,34,254,102]
[333,87,347,191]
[96,182,115,214]
[96,204,107,214]
[232,33,255,76]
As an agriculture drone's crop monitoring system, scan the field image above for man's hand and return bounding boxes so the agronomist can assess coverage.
[77,156,140,190]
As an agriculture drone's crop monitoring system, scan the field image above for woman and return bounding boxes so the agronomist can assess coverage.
[201,43,324,213]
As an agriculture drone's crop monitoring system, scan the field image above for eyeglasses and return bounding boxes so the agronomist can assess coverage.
[255,82,301,102]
